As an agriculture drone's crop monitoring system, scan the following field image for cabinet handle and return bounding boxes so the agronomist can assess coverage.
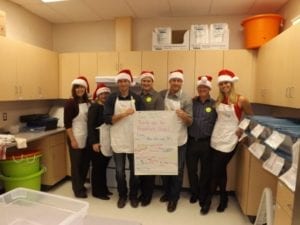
[289,87,294,98]
[15,85,18,96]
[287,203,293,210]
[285,87,289,98]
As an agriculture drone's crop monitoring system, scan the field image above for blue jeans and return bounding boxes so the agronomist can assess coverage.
[113,153,139,200]
[161,144,186,202]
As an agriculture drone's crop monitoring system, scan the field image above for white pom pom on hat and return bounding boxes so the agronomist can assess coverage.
[197,75,213,89]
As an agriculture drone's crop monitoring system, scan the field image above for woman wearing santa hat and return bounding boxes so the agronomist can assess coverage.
[87,83,112,200]
[186,75,217,215]
[138,70,164,206]
[104,69,145,209]
[202,69,253,214]
[64,76,91,198]
[159,69,193,213]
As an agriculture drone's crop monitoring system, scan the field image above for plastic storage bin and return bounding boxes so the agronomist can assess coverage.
[0,149,41,177]
[0,187,89,225]
[241,14,283,49]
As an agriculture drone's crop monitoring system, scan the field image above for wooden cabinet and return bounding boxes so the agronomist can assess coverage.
[236,144,278,216]
[255,24,300,108]
[0,36,58,101]
[142,51,168,91]
[97,52,118,75]
[194,50,223,98]
[32,132,67,186]
[167,51,195,97]
[274,181,294,225]
[223,50,255,102]
[119,51,142,75]
[0,36,18,101]
[59,53,80,98]
[79,52,98,93]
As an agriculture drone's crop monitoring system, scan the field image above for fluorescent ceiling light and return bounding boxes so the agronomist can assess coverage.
[291,15,300,25]
[41,0,67,3]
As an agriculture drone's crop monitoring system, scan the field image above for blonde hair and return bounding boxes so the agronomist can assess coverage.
[216,84,238,106]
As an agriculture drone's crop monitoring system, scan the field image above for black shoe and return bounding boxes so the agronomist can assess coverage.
[190,195,198,204]
[117,198,127,208]
[217,201,228,212]
[200,199,211,215]
[160,195,168,203]
[93,194,110,200]
[75,192,87,198]
[130,198,139,208]
[167,201,177,212]
[141,197,151,207]
[106,190,113,196]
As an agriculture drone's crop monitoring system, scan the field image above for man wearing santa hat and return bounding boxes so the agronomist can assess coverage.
[186,75,217,215]
[138,70,164,207]
[159,69,193,212]
[104,69,145,209]
[64,76,90,198]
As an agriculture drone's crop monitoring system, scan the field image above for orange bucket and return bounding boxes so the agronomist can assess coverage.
[241,14,283,49]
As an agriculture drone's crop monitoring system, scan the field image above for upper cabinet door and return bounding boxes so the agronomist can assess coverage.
[17,43,40,100]
[167,51,195,97]
[118,51,142,76]
[0,37,18,101]
[79,52,98,93]
[142,51,168,91]
[59,53,79,99]
[39,49,59,99]
[97,52,119,75]
[194,50,223,98]
[223,50,255,102]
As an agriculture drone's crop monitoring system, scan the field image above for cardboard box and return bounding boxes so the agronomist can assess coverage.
[210,23,229,49]
[0,10,6,36]
[152,28,189,51]
[189,24,209,50]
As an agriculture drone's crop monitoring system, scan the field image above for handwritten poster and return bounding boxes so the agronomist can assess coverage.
[133,111,178,175]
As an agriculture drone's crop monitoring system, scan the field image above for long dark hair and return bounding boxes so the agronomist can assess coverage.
[71,85,89,103]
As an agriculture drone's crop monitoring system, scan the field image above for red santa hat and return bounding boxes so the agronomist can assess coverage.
[218,69,239,83]
[93,83,111,100]
[140,70,154,81]
[71,76,90,93]
[115,69,133,82]
[197,75,212,89]
[168,69,184,81]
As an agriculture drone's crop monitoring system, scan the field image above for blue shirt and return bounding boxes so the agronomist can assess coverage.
[188,97,217,139]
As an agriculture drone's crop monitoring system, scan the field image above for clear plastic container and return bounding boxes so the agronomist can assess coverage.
[0,188,89,225]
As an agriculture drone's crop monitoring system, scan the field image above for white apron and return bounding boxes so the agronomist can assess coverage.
[110,97,136,153]
[99,124,113,157]
[72,103,89,149]
[164,90,187,146]
[211,103,239,153]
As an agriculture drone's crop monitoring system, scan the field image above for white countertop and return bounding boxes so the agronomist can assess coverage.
[6,128,65,148]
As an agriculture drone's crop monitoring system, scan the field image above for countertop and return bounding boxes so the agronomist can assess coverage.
[6,127,65,148]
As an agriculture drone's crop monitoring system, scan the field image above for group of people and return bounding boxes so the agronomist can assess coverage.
[63,68,253,215]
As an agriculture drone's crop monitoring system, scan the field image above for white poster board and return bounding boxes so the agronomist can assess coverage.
[133,111,178,175]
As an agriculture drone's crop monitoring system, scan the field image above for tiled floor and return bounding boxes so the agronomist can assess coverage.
[49,180,253,225]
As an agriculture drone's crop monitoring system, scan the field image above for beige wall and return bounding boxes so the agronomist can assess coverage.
[52,20,115,53]
[52,15,249,52]
[0,0,53,49]
[280,0,300,30]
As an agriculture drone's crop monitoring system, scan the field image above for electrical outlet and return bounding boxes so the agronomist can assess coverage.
[3,112,7,121]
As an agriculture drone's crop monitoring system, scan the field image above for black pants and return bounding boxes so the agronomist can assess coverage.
[139,175,155,200]
[90,147,111,197]
[67,139,90,195]
[113,153,139,200]
[161,144,186,202]
[209,148,236,201]
[186,137,212,203]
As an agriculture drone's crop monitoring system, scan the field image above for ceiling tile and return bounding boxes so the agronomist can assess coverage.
[249,0,289,14]
[169,0,212,17]
[126,0,171,18]
[210,0,255,15]
[84,0,134,20]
